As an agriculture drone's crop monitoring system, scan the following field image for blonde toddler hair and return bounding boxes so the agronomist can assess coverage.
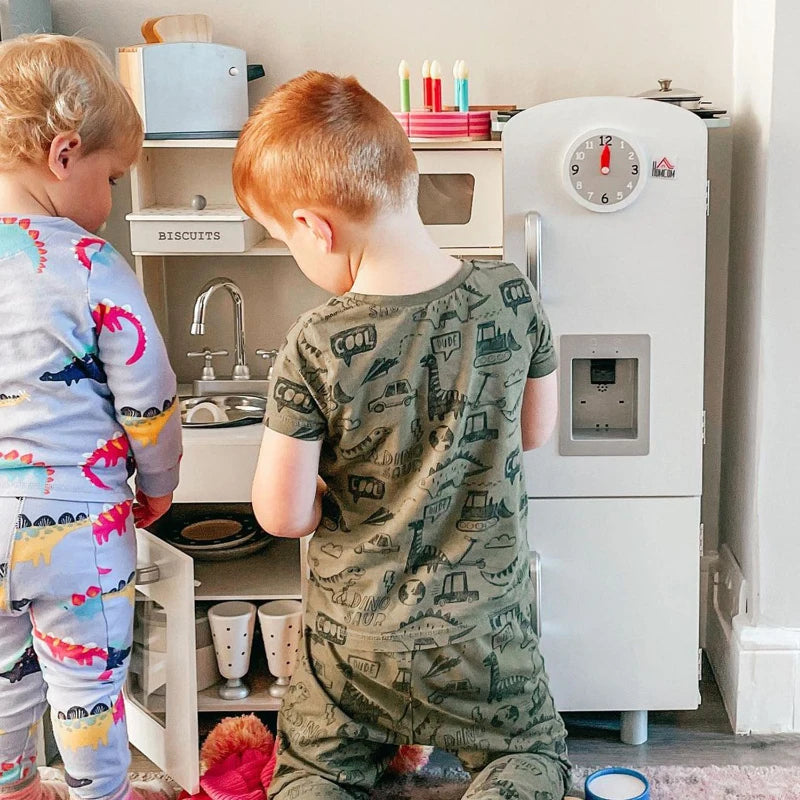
[0,34,142,170]
[233,71,418,224]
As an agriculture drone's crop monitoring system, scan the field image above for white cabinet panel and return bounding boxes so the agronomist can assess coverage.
[127,531,200,793]
[528,497,700,711]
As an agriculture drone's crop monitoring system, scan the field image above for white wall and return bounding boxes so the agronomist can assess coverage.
[721,0,800,631]
[708,0,800,734]
[754,0,800,629]
[52,0,733,111]
[719,0,774,612]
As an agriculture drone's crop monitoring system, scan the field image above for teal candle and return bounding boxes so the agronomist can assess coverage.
[458,61,469,112]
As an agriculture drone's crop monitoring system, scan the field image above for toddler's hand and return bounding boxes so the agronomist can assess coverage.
[134,490,173,528]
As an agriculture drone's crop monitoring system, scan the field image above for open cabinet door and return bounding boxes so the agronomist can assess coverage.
[126,530,200,792]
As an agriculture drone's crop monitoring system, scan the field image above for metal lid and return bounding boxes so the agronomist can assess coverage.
[636,78,702,102]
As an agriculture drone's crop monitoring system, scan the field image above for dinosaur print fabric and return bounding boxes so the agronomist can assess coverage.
[265,261,556,650]
[0,216,181,502]
[0,496,135,797]
[269,620,570,800]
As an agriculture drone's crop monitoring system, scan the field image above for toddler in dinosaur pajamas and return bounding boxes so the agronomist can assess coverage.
[0,36,181,800]
[234,72,571,800]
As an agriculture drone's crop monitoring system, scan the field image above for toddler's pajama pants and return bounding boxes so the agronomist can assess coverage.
[0,496,136,800]
[269,609,572,800]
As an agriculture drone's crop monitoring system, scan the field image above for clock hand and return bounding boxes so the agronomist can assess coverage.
[601,144,611,175]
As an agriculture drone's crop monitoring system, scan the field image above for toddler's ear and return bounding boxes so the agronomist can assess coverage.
[293,209,333,253]
[48,132,83,181]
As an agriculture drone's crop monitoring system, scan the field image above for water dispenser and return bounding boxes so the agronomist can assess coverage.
[559,334,650,456]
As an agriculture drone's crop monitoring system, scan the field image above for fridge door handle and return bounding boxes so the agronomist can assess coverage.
[135,563,161,586]
[524,211,543,294]
[529,550,542,637]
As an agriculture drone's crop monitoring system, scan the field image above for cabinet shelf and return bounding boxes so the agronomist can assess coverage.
[132,236,290,258]
[193,538,302,600]
[197,672,283,712]
[142,138,503,151]
[133,241,502,259]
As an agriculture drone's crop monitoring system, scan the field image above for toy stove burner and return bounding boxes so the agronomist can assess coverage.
[176,518,256,551]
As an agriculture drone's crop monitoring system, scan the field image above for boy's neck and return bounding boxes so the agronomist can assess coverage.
[0,167,58,216]
[347,207,463,297]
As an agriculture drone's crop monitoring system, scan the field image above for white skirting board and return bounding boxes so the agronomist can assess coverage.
[706,544,800,733]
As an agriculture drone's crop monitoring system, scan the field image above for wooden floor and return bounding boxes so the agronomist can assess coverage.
[123,659,800,773]
[565,659,800,768]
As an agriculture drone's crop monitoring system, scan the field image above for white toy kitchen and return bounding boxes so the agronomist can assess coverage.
[119,42,731,793]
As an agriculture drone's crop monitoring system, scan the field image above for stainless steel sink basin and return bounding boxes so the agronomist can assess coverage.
[180,395,266,428]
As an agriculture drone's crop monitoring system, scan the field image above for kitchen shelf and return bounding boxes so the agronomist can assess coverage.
[197,671,283,712]
[133,240,502,259]
[142,138,503,150]
[133,236,289,258]
[193,537,301,601]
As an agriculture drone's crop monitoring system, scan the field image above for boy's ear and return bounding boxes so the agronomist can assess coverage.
[293,209,333,253]
[48,132,83,181]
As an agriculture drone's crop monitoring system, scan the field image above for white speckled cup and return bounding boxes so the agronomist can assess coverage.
[208,601,256,700]
[258,600,303,697]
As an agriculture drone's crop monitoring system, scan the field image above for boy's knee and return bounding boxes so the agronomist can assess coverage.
[463,753,571,800]
[270,776,369,800]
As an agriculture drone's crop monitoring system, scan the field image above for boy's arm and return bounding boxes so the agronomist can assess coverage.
[254,323,327,537]
[521,373,558,450]
[520,286,558,451]
[87,244,182,508]
[252,428,323,537]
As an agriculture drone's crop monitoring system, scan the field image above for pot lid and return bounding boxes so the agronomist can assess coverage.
[637,78,702,102]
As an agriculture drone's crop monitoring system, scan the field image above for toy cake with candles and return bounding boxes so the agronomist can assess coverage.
[394,59,490,141]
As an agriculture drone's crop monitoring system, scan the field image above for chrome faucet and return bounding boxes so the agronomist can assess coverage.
[190,278,250,380]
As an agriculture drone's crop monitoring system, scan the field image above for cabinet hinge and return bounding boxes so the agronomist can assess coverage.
[706,180,711,217]
[699,522,704,557]
[702,409,707,445]
[698,648,703,680]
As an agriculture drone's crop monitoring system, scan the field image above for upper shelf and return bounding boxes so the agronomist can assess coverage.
[142,137,503,150]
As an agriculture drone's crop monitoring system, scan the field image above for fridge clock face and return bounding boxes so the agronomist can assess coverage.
[564,130,646,212]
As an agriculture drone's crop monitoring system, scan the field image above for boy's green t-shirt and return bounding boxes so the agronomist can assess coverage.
[265,260,556,652]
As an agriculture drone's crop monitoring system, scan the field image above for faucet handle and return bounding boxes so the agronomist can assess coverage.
[187,348,229,381]
[255,348,278,380]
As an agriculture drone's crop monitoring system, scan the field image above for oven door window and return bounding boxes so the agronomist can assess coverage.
[418,174,476,225]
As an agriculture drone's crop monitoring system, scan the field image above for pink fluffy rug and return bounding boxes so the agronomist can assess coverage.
[41,764,800,799]
[572,765,800,800]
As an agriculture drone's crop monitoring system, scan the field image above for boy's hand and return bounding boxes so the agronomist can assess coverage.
[133,490,173,528]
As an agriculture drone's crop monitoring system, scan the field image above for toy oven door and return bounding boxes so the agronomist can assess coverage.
[126,530,200,792]
[414,148,503,250]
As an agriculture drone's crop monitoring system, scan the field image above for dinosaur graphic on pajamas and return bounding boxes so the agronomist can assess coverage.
[91,301,147,365]
[72,237,114,271]
[66,572,135,619]
[119,399,177,447]
[32,625,108,666]
[81,435,130,490]
[0,450,54,495]
[0,645,40,683]
[11,515,90,568]
[39,353,107,386]
[55,694,125,751]
[91,500,132,544]
[0,392,29,407]
[0,218,47,273]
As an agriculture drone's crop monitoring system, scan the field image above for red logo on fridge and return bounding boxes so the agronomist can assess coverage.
[652,157,677,179]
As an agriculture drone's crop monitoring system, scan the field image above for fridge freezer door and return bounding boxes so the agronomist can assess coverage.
[528,496,700,712]
[503,97,707,497]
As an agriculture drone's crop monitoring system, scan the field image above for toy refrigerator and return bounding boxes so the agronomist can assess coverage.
[503,97,706,743]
